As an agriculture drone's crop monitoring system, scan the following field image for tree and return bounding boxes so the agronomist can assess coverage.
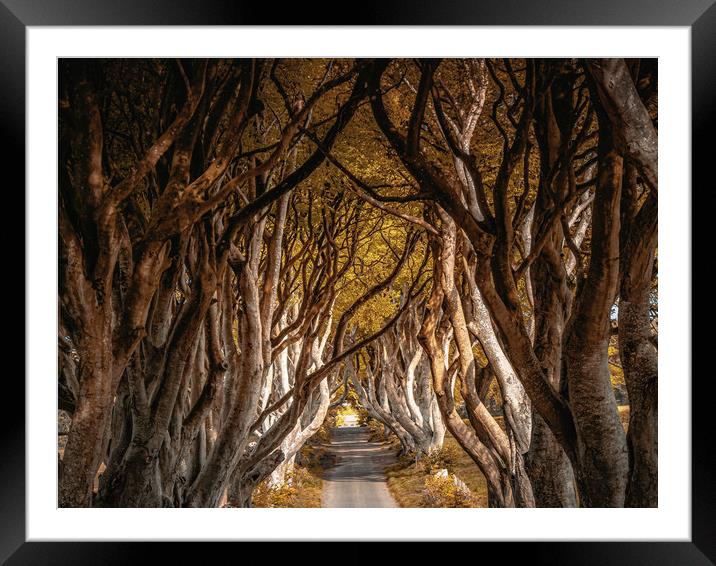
[363,57,657,507]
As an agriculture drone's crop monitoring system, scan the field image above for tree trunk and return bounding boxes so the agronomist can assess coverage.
[563,125,628,507]
[619,193,658,507]
[58,316,113,507]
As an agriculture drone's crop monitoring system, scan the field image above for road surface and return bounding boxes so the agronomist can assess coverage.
[321,426,398,508]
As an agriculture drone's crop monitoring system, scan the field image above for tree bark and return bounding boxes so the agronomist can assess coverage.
[619,192,658,507]
[562,116,628,507]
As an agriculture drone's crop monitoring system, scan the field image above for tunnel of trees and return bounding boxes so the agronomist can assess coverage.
[58,57,658,508]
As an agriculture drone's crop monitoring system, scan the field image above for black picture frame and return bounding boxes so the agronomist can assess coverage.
[6,1,710,564]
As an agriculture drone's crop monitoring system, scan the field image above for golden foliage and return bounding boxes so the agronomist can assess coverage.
[251,465,322,508]
[422,473,479,508]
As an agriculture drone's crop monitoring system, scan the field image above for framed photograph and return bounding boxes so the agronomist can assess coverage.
[8,0,711,563]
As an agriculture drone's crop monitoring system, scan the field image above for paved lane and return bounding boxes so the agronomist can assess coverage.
[321,426,398,508]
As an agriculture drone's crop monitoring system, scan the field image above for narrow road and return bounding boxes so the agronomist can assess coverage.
[321,425,398,508]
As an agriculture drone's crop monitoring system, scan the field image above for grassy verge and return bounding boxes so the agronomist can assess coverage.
[385,434,488,508]
[251,425,336,508]
[251,462,323,508]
